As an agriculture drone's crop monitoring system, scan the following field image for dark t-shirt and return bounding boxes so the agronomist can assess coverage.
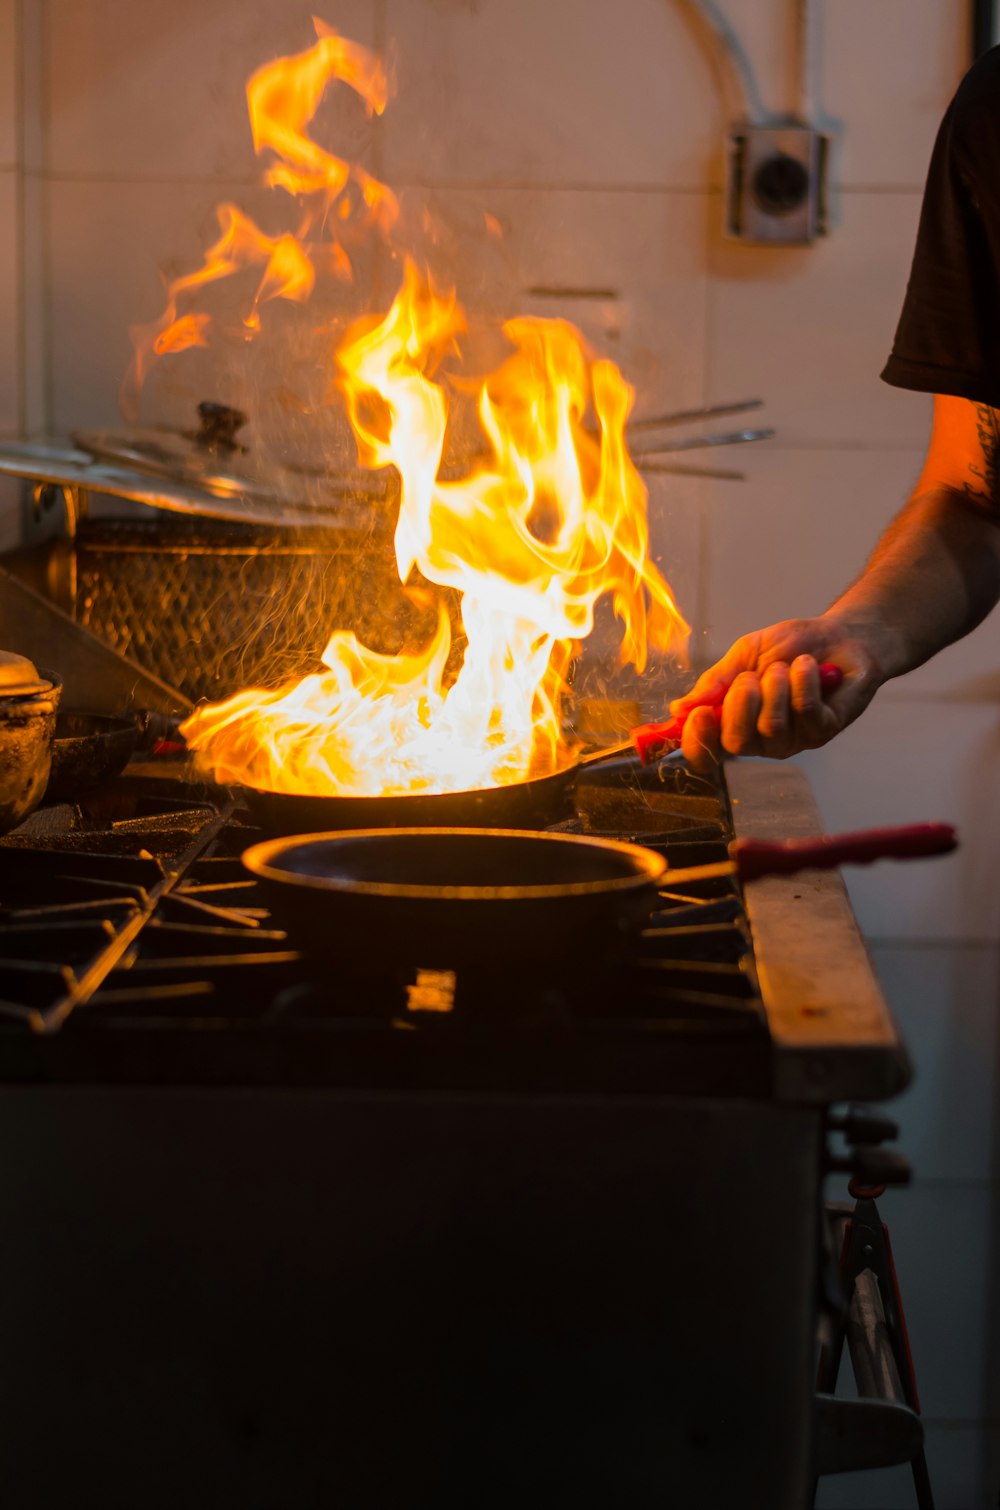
[882,46,1000,407]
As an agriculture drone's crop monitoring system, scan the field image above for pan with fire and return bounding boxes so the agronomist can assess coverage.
[105,19,695,827]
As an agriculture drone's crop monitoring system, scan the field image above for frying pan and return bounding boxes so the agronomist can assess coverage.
[238,664,846,836]
[243,827,667,976]
[243,760,585,837]
[43,712,139,802]
[242,821,957,988]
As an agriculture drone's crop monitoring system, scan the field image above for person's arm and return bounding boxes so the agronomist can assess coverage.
[672,394,1000,772]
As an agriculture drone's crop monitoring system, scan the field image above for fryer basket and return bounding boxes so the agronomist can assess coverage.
[73,516,444,703]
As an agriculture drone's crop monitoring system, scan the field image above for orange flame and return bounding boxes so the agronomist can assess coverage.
[181,261,688,795]
[247,16,395,222]
[126,19,396,399]
[129,19,688,796]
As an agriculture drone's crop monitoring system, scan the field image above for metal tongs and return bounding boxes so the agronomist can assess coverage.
[628,398,773,481]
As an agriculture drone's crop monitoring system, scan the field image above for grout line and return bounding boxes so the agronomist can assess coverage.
[13,0,24,437]
[372,0,387,307]
[902,1179,1000,1192]
[23,172,927,197]
[868,936,1000,950]
[696,195,714,652]
[32,170,720,194]
[19,172,930,200]
[39,0,51,433]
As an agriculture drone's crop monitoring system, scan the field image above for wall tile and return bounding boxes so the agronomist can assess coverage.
[822,1,968,190]
[45,177,379,435]
[0,0,16,168]
[20,171,50,436]
[382,0,720,190]
[0,169,20,435]
[868,943,1000,1184]
[856,1185,995,1423]
[18,0,44,175]
[708,0,796,122]
[796,699,1000,943]
[0,477,23,552]
[816,1423,992,1510]
[44,0,378,181]
[388,186,710,420]
[698,442,1000,701]
[699,445,923,667]
[880,617,1000,701]
[573,468,703,711]
[707,192,928,449]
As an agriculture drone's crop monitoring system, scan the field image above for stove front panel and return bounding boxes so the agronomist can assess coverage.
[0,1085,821,1510]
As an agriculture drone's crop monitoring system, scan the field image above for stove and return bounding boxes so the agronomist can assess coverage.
[0,755,909,1508]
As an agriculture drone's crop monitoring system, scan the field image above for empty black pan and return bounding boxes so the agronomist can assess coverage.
[44,712,138,802]
[242,826,667,976]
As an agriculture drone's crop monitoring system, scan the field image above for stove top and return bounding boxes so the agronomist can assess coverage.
[0,756,906,1101]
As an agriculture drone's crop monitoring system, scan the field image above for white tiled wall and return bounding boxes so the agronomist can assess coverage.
[5,2,999,1504]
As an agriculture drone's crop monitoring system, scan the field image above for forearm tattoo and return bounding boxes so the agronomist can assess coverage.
[963,403,1000,514]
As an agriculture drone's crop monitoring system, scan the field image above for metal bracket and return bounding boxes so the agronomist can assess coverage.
[727,125,828,245]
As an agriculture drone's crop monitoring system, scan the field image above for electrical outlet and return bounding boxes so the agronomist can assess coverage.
[726,125,828,246]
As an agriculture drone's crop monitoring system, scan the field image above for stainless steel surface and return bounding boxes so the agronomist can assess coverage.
[629,425,775,456]
[626,398,763,431]
[0,564,192,716]
[72,423,391,519]
[0,439,382,530]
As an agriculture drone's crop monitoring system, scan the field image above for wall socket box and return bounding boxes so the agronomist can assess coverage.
[726,125,828,245]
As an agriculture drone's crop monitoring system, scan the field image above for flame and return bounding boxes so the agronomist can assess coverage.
[130,19,688,796]
[181,260,688,795]
[125,19,396,400]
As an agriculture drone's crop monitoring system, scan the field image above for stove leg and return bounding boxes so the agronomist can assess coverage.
[812,1187,935,1509]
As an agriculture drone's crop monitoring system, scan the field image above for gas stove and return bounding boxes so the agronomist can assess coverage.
[0,755,911,1509]
[0,753,905,1102]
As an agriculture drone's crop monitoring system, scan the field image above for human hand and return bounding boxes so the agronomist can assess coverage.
[669,615,885,774]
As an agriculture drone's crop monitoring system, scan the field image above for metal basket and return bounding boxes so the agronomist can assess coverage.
[74,516,443,704]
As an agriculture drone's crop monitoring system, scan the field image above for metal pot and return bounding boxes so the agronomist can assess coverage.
[0,657,63,834]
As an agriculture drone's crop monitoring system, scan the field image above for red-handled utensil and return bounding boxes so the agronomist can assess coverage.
[631,662,844,765]
[659,822,957,888]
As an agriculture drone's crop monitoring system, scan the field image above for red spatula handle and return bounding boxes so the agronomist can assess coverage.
[632,662,843,765]
[731,823,958,881]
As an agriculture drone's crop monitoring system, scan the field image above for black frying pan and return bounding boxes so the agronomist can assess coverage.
[44,712,139,802]
[239,743,649,837]
[242,826,666,976]
[242,761,582,836]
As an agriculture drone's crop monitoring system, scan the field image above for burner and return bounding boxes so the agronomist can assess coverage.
[0,763,772,1090]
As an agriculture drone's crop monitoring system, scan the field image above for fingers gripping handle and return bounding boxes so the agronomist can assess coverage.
[731,823,958,882]
[632,662,844,765]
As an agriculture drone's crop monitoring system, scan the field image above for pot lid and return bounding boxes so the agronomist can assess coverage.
[0,650,52,698]
[0,403,393,531]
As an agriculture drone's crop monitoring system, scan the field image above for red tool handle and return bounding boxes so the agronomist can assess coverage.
[731,823,958,881]
[632,662,843,765]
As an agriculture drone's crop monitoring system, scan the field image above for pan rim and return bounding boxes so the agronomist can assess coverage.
[242,826,666,903]
[237,759,579,804]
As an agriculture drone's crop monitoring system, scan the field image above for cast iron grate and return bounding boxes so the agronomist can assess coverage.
[0,762,768,1091]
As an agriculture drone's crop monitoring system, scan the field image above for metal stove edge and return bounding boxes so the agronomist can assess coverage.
[726,759,910,1105]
